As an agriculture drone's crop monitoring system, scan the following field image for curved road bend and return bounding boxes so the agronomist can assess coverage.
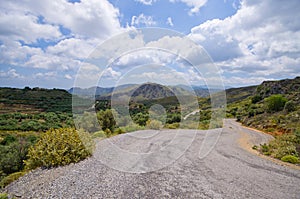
[6,119,300,198]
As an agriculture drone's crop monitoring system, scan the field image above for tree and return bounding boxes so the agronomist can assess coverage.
[265,94,287,112]
[132,112,149,126]
[97,109,116,132]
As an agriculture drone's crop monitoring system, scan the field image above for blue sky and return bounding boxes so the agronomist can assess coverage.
[0,0,299,89]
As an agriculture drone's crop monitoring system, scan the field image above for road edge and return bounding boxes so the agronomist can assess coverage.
[236,123,300,171]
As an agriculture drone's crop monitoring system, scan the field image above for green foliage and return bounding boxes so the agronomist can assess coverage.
[97,109,116,132]
[281,155,299,164]
[0,87,73,113]
[75,112,100,133]
[294,128,300,144]
[265,94,287,112]
[132,112,149,126]
[284,100,296,113]
[0,132,34,179]
[1,134,16,145]
[165,123,180,129]
[0,112,73,132]
[24,128,93,170]
[251,95,262,104]
[91,131,106,139]
[0,193,8,199]
[119,123,145,133]
[260,134,298,159]
[0,171,26,188]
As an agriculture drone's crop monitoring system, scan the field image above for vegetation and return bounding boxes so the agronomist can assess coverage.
[0,131,39,185]
[0,87,72,113]
[24,128,93,170]
[265,94,287,112]
[227,77,300,164]
[0,77,299,188]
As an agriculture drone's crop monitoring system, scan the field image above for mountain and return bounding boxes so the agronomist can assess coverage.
[69,83,223,100]
[225,85,257,103]
[131,83,176,100]
[68,86,114,97]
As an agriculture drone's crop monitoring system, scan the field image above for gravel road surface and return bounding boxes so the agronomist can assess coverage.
[5,119,300,198]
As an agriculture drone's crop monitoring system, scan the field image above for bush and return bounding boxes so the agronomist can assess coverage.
[92,131,106,139]
[165,123,180,129]
[0,193,8,199]
[284,101,296,113]
[266,133,298,159]
[24,128,93,170]
[281,155,299,164]
[265,94,287,112]
[146,120,163,130]
[119,123,145,132]
[0,141,29,177]
[97,109,116,132]
[251,95,262,103]
[0,171,25,188]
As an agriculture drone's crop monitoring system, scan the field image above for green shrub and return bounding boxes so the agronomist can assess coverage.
[92,131,106,139]
[294,129,300,144]
[265,94,287,112]
[0,193,8,199]
[114,128,125,135]
[165,123,180,129]
[132,112,149,126]
[267,133,298,159]
[251,95,262,103]
[119,123,145,132]
[0,141,29,177]
[24,128,93,170]
[284,101,296,113]
[281,155,299,164]
[260,143,271,155]
[0,171,25,188]
[97,109,116,132]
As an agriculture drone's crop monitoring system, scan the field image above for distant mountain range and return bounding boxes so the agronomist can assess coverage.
[68,83,222,100]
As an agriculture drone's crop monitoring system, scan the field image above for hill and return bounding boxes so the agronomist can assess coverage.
[226,77,300,163]
[0,87,72,113]
[69,83,220,101]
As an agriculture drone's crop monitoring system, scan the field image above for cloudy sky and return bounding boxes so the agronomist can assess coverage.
[0,0,299,89]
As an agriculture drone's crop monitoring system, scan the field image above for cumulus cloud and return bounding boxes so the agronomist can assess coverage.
[0,0,123,87]
[189,0,300,85]
[169,0,207,15]
[131,14,156,27]
[0,69,23,79]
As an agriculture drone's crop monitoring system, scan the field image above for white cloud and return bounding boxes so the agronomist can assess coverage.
[47,38,97,59]
[102,67,121,80]
[0,13,61,44]
[0,0,123,88]
[135,0,157,5]
[64,74,72,80]
[131,14,156,27]
[166,17,174,27]
[169,0,207,15]
[34,71,57,79]
[189,0,300,83]
[0,69,23,79]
